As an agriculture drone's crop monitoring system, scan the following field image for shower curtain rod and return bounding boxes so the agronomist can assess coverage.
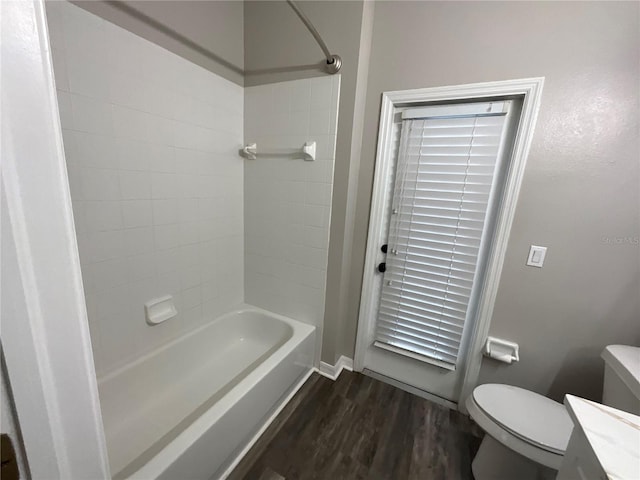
[286,0,342,74]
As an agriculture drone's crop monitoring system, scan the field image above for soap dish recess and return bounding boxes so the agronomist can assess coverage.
[145,295,177,325]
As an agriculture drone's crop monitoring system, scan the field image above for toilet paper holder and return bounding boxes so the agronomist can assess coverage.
[484,336,519,364]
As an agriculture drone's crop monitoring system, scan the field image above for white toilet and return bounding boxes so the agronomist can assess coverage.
[466,345,640,480]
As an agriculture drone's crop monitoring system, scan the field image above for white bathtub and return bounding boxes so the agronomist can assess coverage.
[97,307,315,479]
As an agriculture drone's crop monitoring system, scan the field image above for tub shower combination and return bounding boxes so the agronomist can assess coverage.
[100,308,315,479]
[47,0,341,476]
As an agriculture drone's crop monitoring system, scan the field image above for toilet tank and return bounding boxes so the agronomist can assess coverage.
[601,345,640,415]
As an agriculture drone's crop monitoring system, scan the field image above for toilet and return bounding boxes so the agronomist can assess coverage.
[466,345,640,480]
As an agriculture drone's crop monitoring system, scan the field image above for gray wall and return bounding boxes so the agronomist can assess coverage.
[245,0,370,364]
[350,1,640,401]
[72,1,244,85]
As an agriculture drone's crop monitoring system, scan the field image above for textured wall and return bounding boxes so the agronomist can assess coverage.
[351,1,640,401]
[47,1,244,376]
[244,76,340,363]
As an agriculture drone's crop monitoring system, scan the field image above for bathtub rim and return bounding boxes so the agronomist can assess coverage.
[118,305,315,479]
[97,304,303,385]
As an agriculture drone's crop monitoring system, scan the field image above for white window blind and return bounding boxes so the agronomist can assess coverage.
[375,102,511,370]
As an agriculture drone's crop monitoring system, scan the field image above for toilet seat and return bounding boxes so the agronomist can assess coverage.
[473,384,574,454]
[466,384,574,470]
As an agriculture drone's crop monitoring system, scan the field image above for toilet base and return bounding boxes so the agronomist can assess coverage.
[472,434,557,480]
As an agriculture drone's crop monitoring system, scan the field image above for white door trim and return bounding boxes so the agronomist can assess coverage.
[1,1,111,477]
[354,77,544,409]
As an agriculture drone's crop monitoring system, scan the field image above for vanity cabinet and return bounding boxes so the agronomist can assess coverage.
[557,395,639,480]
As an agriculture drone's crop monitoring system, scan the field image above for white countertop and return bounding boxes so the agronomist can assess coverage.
[564,395,640,480]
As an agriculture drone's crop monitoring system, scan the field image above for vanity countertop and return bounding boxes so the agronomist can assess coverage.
[563,394,640,480]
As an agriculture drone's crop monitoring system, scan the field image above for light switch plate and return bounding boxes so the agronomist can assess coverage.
[526,245,547,268]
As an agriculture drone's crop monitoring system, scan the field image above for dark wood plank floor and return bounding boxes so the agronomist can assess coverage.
[229,371,482,480]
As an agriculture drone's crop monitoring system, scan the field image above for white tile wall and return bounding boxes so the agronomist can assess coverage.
[244,77,340,360]
[47,2,244,376]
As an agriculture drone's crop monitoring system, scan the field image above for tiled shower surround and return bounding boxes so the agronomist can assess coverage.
[47,2,338,375]
[244,78,340,358]
[47,2,244,375]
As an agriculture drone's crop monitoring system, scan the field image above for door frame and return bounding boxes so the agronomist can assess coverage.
[354,78,544,410]
[1,0,111,477]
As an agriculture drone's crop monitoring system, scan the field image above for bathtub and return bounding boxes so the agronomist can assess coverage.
[97,307,315,479]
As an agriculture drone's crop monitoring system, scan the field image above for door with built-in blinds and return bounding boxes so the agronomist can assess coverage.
[364,100,517,402]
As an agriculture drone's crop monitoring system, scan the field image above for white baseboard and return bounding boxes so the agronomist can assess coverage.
[317,355,354,381]
[219,367,315,479]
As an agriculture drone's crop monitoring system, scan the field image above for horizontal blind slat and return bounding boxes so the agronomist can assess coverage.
[392,227,484,243]
[376,329,461,355]
[377,316,463,342]
[374,342,458,369]
[394,220,484,234]
[409,122,502,132]
[381,292,467,321]
[408,129,504,137]
[409,117,505,129]
[379,303,469,329]
[381,289,469,311]
[376,333,460,361]
[383,286,472,307]
[379,304,467,329]
[383,273,473,295]
[379,299,468,325]
[397,251,478,268]
[390,240,479,257]
[405,152,500,158]
[391,254,479,273]
[376,336,460,361]
[378,325,463,349]
[386,265,476,284]
[409,192,490,203]
[395,214,487,227]
[385,268,472,292]
[394,205,488,217]
[392,234,482,250]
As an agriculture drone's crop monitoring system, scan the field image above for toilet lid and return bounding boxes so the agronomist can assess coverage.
[472,384,574,455]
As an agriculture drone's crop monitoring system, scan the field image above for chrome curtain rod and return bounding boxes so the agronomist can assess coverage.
[286,0,342,74]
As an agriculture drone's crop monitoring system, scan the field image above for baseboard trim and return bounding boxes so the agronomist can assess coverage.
[220,367,315,479]
[317,355,354,381]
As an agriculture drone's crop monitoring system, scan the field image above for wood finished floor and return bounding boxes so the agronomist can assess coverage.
[229,371,482,480]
